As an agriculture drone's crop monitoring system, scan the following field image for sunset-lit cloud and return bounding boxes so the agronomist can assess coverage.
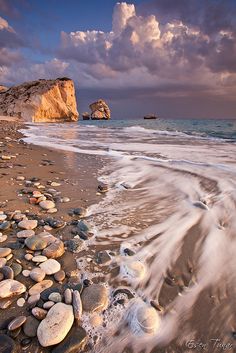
[0,1,236,118]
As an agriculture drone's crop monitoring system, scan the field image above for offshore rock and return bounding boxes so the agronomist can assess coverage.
[89,99,110,120]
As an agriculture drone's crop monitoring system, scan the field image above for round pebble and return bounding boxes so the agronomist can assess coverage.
[17,229,35,238]
[25,236,47,251]
[0,248,11,258]
[8,316,26,331]
[48,292,62,303]
[39,259,61,275]
[54,270,65,282]
[18,220,38,230]
[17,298,26,307]
[32,255,48,263]
[30,268,46,282]
[39,200,55,210]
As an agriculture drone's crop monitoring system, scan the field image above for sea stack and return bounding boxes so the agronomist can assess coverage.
[89,99,111,120]
[0,78,79,122]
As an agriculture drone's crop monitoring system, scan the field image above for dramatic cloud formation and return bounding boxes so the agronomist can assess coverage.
[0,1,236,118]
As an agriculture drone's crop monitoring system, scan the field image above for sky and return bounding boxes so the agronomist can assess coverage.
[0,0,236,119]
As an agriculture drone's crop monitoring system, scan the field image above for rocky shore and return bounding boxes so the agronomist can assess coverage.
[0,119,111,352]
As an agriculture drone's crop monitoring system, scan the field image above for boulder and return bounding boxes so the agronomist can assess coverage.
[89,99,110,120]
[0,78,79,122]
[37,303,74,347]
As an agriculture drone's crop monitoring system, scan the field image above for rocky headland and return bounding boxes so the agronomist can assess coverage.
[0,78,79,123]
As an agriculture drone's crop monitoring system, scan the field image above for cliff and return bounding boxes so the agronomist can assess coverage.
[0,78,79,122]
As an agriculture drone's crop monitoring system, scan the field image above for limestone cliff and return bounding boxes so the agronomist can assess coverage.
[89,99,110,120]
[0,78,79,122]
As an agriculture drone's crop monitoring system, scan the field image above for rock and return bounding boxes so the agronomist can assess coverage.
[37,303,74,347]
[0,298,13,309]
[67,238,83,253]
[0,279,26,299]
[43,301,54,309]
[22,270,31,277]
[23,316,40,337]
[0,215,7,221]
[39,200,56,210]
[64,288,72,304]
[0,334,16,353]
[0,234,7,243]
[25,236,47,250]
[72,290,82,320]
[40,287,61,301]
[96,250,112,264]
[39,259,61,275]
[134,303,161,334]
[0,248,11,258]
[89,99,110,120]
[47,208,57,214]
[8,316,26,331]
[193,201,209,210]
[54,270,65,282]
[42,239,65,259]
[16,176,25,181]
[28,294,40,307]
[48,292,62,303]
[52,326,87,353]
[21,338,32,348]
[17,298,25,307]
[0,78,79,122]
[0,266,14,279]
[81,284,109,312]
[98,183,109,193]
[32,307,47,320]
[29,280,53,296]
[51,182,61,187]
[0,258,7,268]
[61,197,70,203]
[24,253,33,261]
[72,207,87,218]
[18,220,38,230]
[120,260,146,280]
[0,222,10,230]
[11,263,22,277]
[32,255,48,263]
[30,268,46,282]
[17,229,35,238]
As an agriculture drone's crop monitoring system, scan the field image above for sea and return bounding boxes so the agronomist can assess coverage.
[22,118,236,352]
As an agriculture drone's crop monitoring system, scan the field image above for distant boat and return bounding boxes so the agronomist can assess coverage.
[143,114,158,120]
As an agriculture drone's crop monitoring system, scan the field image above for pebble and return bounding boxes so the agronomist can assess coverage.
[17,229,35,238]
[0,234,7,243]
[22,270,30,277]
[42,239,65,259]
[72,290,82,320]
[47,208,58,214]
[8,316,26,331]
[81,284,109,312]
[0,279,26,299]
[33,191,43,198]
[96,250,112,264]
[0,334,15,353]
[17,298,26,307]
[16,176,25,181]
[0,258,7,268]
[37,303,74,347]
[51,326,87,353]
[61,197,70,203]
[1,155,11,160]
[48,292,62,303]
[67,238,83,253]
[25,236,47,251]
[25,253,33,261]
[0,297,13,309]
[43,301,55,309]
[29,280,53,296]
[23,316,40,337]
[30,268,46,282]
[0,214,7,221]
[32,307,47,320]
[39,259,61,275]
[0,266,14,279]
[0,221,10,230]
[51,182,60,187]
[11,263,22,277]
[54,270,65,282]
[32,255,48,263]
[27,294,40,307]
[0,248,11,258]
[39,200,56,210]
[134,303,161,334]
[121,260,146,280]
[21,338,32,348]
[18,220,38,230]
[64,288,72,304]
